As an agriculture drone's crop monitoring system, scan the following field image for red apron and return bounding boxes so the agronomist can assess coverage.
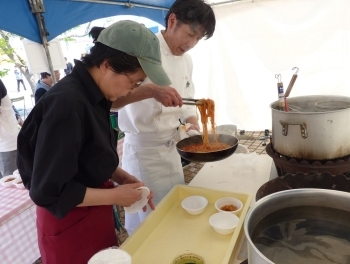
[36,181,118,264]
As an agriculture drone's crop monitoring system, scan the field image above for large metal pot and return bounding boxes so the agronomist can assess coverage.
[255,172,350,201]
[271,95,350,160]
[244,189,350,264]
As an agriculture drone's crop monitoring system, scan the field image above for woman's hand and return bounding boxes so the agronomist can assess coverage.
[110,167,155,211]
[118,175,141,185]
[111,167,140,185]
[143,190,155,212]
[79,182,143,208]
[112,182,144,207]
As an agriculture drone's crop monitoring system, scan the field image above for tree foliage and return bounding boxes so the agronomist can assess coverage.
[0,30,35,92]
[0,18,112,91]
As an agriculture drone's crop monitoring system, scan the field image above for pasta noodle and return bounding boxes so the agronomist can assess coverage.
[197,99,216,145]
[181,142,231,152]
[180,98,231,153]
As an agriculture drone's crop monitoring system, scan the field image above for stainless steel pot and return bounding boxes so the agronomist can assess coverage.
[244,189,350,264]
[271,95,350,160]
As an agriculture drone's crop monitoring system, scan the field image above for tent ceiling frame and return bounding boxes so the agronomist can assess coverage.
[210,0,250,7]
[73,0,249,10]
[23,0,249,82]
[71,0,169,11]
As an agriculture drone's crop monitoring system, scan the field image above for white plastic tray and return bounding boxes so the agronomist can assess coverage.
[120,185,253,264]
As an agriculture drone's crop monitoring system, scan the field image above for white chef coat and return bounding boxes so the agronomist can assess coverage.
[119,32,198,235]
[0,95,18,152]
[118,32,198,135]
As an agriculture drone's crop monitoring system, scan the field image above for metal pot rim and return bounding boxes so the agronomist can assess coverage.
[243,188,350,264]
[270,95,350,114]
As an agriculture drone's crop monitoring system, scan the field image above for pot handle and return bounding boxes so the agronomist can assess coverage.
[279,121,308,139]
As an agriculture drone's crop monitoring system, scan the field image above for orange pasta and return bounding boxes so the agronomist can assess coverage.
[180,98,230,153]
[181,142,230,152]
[197,98,216,145]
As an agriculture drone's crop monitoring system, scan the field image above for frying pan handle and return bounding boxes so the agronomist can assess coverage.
[279,120,308,139]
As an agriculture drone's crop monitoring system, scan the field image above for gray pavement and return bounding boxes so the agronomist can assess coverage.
[7,84,34,120]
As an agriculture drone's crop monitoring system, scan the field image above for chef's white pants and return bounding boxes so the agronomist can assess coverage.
[122,135,184,235]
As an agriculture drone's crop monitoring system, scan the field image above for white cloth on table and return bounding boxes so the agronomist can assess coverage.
[0,95,18,152]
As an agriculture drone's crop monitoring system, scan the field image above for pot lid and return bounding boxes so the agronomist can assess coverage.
[271,95,350,113]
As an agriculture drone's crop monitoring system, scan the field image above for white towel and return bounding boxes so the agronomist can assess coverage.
[179,123,201,140]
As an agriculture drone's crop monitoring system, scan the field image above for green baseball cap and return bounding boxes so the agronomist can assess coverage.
[97,20,171,86]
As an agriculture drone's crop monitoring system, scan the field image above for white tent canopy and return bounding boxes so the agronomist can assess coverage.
[2,0,349,131]
[191,0,350,130]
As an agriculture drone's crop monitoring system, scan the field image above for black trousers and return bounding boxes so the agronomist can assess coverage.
[17,79,26,91]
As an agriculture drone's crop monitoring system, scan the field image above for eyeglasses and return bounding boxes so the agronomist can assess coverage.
[124,72,142,89]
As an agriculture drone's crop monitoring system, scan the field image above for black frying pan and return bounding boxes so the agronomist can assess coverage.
[176,134,239,162]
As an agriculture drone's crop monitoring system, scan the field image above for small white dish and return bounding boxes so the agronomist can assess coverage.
[124,187,150,214]
[215,197,243,215]
[13,169,20,177]
[13,177,25,189]
[181,195,208,215]
[209,212,239,235]
[216,124,237,136]
[88,248,131,264]
[0,175,17,187]
[235,144,249,154]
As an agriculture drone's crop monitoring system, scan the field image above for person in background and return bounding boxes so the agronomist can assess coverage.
[113,0,216,235]
[12,105,24,127]
[0,79,18,178]
[16,20,178,264]
[14,67,26,92]
[64,57,73,76]
[34,70,60,104]
[89,26,106,43]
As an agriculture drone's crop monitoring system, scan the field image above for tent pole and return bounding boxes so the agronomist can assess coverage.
[28,0,57,84]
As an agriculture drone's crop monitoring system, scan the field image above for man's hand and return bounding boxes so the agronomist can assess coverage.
[151,85,183,107]
[112,83,183,108]
[185,116,200,132]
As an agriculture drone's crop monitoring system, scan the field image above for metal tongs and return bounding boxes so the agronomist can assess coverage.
[182,98,203,105]
[284,67,299,112]
[285,67,299,98]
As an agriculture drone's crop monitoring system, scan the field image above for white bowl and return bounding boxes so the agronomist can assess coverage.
[181,195,208,215]
[88,248,131,264]
[124,186,150,214]
[209,212,239,235]
[235,144,249,154]
[216,124,237,136]
[0,175,17,187]
[13,169,20,177]
[13,177,25,189]
[215,197,243,215]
